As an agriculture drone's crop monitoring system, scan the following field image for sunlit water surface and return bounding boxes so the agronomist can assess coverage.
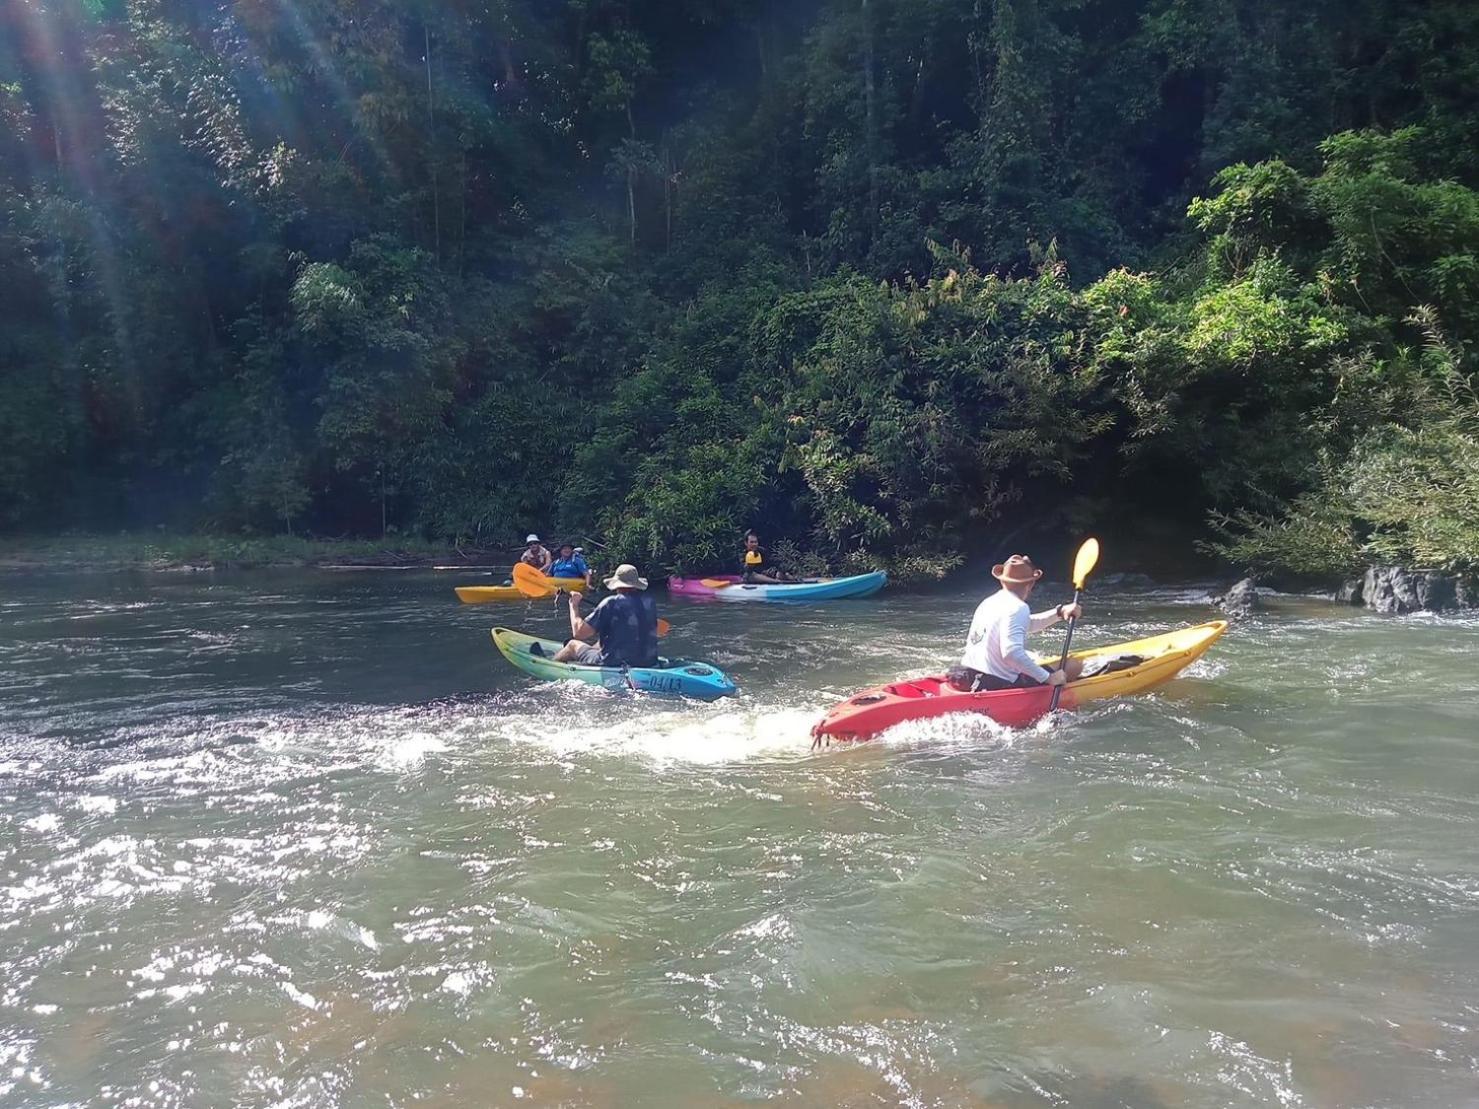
[2,570,1477,1107]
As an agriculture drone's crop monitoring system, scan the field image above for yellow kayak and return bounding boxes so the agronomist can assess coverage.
[455,577,588,604]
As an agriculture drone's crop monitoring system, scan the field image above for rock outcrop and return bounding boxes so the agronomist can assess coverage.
[1212,577,1261,617]
[1357,566,1477,614]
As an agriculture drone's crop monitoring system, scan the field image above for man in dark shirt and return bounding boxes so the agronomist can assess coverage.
[551,563,659,667]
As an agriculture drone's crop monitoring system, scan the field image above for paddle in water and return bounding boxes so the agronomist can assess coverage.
[511,562,671,636]
[1048,538,1100,715]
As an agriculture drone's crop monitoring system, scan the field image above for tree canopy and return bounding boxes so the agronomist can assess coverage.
[2,0,1476,576]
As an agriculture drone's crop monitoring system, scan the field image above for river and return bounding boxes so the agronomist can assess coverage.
[2,570,1477,1106]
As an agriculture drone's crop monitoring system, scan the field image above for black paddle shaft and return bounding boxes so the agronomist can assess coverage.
[553,587,592,617]
[1047,587,1083,713]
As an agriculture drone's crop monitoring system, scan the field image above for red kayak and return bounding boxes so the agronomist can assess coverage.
[812,621,1227,744]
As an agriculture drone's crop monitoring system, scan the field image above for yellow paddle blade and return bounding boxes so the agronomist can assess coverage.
[1071,538,1101,590]
[699,578,734,589]
[511,562,557,598]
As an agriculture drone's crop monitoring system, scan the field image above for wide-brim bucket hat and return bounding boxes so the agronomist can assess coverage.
[604,564,649,591]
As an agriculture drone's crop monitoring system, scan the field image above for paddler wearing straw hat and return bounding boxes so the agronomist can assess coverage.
[549,563,660,667]
[948,554,1085,693]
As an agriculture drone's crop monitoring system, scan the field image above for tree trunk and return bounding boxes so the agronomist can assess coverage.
[458,146,467,275]
[425,24,441,263]
[627,167,637,246]
[910,35,930,124]
[662,146,673,250]
[861,0,878,242]
[626,103,639,245]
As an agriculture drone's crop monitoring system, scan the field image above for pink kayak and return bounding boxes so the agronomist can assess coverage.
[668,575,742,597]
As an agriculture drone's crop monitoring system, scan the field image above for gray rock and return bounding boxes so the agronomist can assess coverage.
[1361,565,1477,613]
[1457,577,1478,609]
[1213,577,1261,617]
[1334,578,1364,605]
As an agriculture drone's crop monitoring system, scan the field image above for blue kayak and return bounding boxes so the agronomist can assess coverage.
[491,628,738,701]
[709,571,887,603]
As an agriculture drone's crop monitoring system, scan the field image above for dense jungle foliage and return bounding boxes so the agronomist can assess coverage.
[2,0,1477,577]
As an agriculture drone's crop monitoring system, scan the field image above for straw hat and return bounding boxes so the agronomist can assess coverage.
[604,564,649,591]
[992,554,1043,584]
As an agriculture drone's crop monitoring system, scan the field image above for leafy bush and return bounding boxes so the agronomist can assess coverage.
[1209,314,1479,576]
[1205,495,1364,582]
[1345,425,1479,571]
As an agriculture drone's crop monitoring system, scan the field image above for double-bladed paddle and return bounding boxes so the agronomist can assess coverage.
[1047,538,1100,714]
[511,562,671,636]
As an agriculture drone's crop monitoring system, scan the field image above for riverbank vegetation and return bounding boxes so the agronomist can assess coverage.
[2,1,1475,579]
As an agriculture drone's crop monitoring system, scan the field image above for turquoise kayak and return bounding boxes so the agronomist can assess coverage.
[491,628,738,701]
[709,571,887,603]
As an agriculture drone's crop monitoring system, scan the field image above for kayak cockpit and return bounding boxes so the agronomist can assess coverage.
[878,679,947,699]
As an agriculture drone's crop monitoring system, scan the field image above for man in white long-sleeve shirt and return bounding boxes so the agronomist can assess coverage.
[951,554,1084,692]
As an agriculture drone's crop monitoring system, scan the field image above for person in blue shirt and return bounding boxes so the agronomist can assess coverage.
[548,542,591,585]
[548,564,659,667]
